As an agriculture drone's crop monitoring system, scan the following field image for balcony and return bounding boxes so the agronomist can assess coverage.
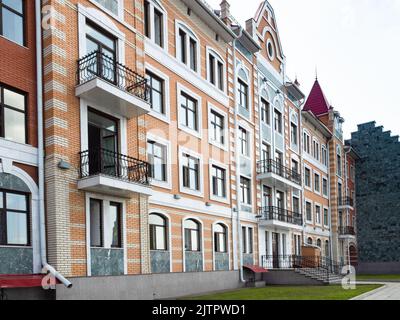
[338,197,354,209]
[257,206,303,229]
[338,226,356,239]
[256,159,302,190]
[76,51,151,119]
[78,148,153,197]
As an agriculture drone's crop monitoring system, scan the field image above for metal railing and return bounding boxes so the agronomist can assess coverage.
[338,226,356,236]
[257,159,301,185]
[338,196,354,207]
[258,206,303,226]
[79,148,150,186]
[77,50,150,102]
[261,255,346,282]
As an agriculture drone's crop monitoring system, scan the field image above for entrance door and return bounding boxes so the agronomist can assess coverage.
[272,232,279,268]
[88,109,119,176]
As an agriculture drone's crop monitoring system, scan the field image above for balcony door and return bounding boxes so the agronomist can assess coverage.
[272,232,279,268]
[88,109,119,176]
[86,22,117,84]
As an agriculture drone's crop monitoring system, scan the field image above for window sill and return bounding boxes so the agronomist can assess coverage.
[0,35,27,49]
[179,187,203,198]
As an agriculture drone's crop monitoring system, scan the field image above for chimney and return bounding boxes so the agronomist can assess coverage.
[220,0,231,25]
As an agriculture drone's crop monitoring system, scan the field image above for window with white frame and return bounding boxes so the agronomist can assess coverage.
[214,223,227,253]
[314,173,320,193]
[274,108,282,134]
[147,139,167,182]
[239,127,249,157]
[211,165,226,198]
[260,97,270,125]
[322,145,328,166]
[292,159,299,175]
[238,79,249,111]
[291,122,298,146]
[149,213,168,251]
[207,49,224,91]
[144,0,165,48]
[315,205,321,225]
[292,196,300,214]
[146,70,165,115]
[176,23,199,72]
[306,201,312,222]
[324,208,329,226]
[261,142,271,162]
[304,167,311,188]
[337,145,342,176]
[313,139,320,161]
[303,131,311,154]
[94,0,119,15]
[179,91,198,132]
[184,219,201,251]
[182,153,200,191]
[322,177,328,196]
[209,109,225,146]
[240,176,251,205]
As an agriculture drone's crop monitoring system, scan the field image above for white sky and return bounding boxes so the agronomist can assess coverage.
[207,0,400,139]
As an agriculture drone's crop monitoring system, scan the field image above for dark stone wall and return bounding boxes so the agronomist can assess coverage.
[0,248,33,274]
[349,122,400,265]
[91,248,124,276]
[150,250,170,273]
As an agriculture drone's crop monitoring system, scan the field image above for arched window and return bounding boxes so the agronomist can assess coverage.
[237,68,249,111]
[214,223,227,253]
[307,237,313,245]
[0,173,31,246]
[144,0,167,48]
[317,239,322,248]
[149,213,168,251]
[176,22,199,72]
[184,219,201,252]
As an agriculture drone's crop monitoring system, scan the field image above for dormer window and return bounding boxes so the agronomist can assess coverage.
[144,0,166,48]
[176,22,199,72]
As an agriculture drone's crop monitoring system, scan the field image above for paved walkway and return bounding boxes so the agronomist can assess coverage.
[352,282,400,300]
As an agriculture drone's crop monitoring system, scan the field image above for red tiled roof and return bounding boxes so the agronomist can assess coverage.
[243,265,268,273]
[303,79,330,116]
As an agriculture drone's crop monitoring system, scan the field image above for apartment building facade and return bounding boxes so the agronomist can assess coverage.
[0,0,358,300]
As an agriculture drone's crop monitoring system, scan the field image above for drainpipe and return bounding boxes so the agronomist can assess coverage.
[36,0,72,288]
[344,148,351,268]
[232,28,245,284]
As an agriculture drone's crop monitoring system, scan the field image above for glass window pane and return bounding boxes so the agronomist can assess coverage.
[86,24,115,50]
[155,226,166,250]
[191,230,199,251]
[86,37,99,55]
[149,214,165,226]
[109,204,121,247]
[90,200,102,247]
[4,89,25,110]
[2,8,24,45]
[0,192,3,208]
[6,193,26,211]
[7,211,27,245]
[3,0,23,13]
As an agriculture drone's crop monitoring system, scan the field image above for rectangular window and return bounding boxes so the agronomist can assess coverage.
[189,38,197,72]
[337,154,342,176]
[146,70,164,115]
[90,199,103,247]
[303,132,310,154]
[109,202,122,248]
[144,1,150,38]
[293,197,300,214]
[154,8,163,47]
[238,79,248,110]
[315,205,321,225]
[208,54,215,85]
[306,201,312,222]
[242,226,247,254]
[274,109,282,134]
[212,165,226,198]
[210,110,225,145]
[0,0,25,46]
[261,143,271,162]
[240,176,251,205]
[0,86,27,144]
[261,98,270,125]
[324,208,329,226]
[304,168,311,188]
[248,228,253,254]
[0,190,29,246]
[94,0,118,15]
[179,29,187,64]
[323,178,328,196]
[292,159,299,174]
[262,185,272,207]
[217,61,224,91]
[239,127,249,157]
[313,140,320,161]
[182,154,200,191]
[147,140,167,182]
[314,173,320,192]
[208,52,225,91]
[180,92,198,131]
[291,123,298,145]
[322,146,328,166]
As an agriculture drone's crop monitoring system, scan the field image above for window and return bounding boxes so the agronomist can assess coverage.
[294,234,301,255]
[306,201,312,222]
[307,237,313,245]
[337,147,342,176]
[313,140,320,161]
[182,153,200,191]
[262,186,272,207]
[304,167,311,188]
[180,92,198,131]
[177,25,198,72]
[240,177,251,205]
[350,165,355,181]
[291,122,298,145]
[144,0,165,48]
[322,146,328,166]
[207,50,224,91]
[0,86,26,144]
[274,109,282,134]
[209,110,225,145]
[261,143,271,162]
[214,224,227,253]
[276,191,284,209]
[293,197,300,214]
[315,205,321,225]
[211,165,226,198]
[325,240,330,257]
[239,127,249,157]
[238,79,248,110]
[303,132,310,154]
[149,214,168,251]
[147,140,167,182]
[317,239,322,248]
[323,178,328,196]
[314,173,320,193]
[94,0,118,15]
[292,159,299,175]
[324,208,329,226]
[242,226,247,254]
[0,190,29,246]
[184,219,201,251]
[146,71,165,115]
[0,0,25,46]
[248,228,253,254]
[338,182,343,203]
[260,98,270,125]
[90,199,122,248]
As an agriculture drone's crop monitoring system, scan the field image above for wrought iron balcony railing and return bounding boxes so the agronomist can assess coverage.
[338,196,354,207]
[258,206,303,226]
[79,148,150,186]
[338,226,356,236]
[77,50,150,102]
[257,159,301,185]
